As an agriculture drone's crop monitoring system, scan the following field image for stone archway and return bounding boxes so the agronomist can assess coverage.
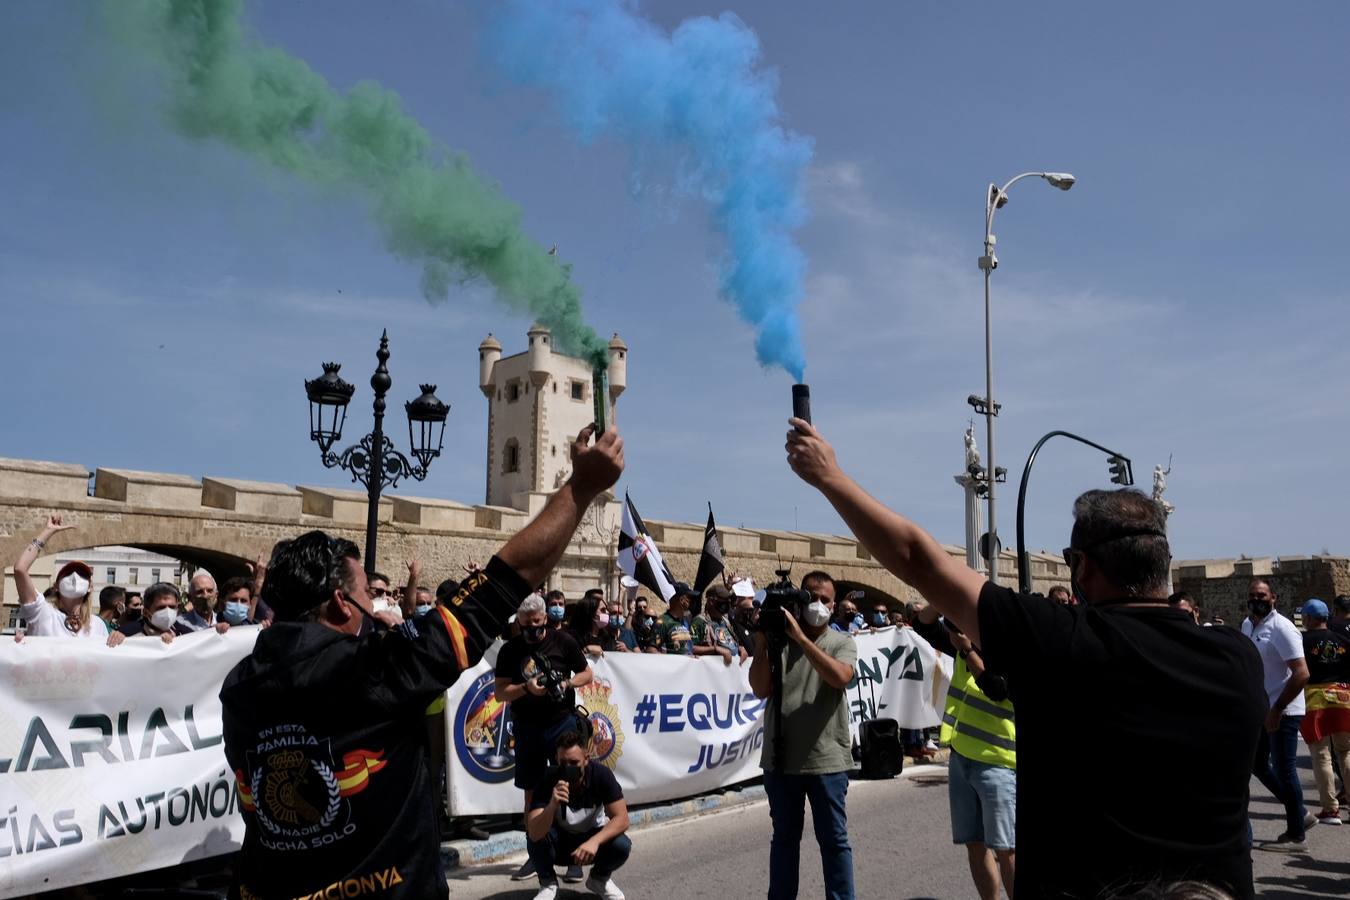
[0,509,268,587]
[834,580,905,612]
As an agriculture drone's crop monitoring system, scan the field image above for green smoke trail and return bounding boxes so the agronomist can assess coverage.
[109,0,607,364]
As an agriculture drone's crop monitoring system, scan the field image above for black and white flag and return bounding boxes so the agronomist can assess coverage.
[617,493,677,602]
[693,503,726,593]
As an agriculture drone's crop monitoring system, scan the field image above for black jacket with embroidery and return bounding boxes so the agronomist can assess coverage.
[220,556,527,900]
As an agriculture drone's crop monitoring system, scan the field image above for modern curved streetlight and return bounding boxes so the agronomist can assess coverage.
[972,171,1075,583]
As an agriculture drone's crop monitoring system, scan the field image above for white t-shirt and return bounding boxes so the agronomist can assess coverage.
[18,593,109,640]
[1241,610,1306,716]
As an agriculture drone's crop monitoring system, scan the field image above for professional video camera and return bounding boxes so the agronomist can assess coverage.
[530,653,570,704]
[755,567,811,640]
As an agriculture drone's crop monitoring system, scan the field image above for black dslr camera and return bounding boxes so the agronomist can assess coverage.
[754,567,811,640]
[531,654,569,703]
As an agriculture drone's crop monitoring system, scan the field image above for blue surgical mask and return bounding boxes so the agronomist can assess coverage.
[870,612,888,627]
[222,601,250,625]
[850,614,865,631]
[611,615,624,628]
[416,603,434,617]
[547,605,565,622]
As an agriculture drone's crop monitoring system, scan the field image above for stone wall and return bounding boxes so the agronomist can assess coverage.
[1172,556,1350,623]
[0,455,1071,617]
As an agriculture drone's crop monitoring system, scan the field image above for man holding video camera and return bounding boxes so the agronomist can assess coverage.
[784,417,1265,899]
[496,593,594,882]
[749,569,858,900]
[525,729,631,900]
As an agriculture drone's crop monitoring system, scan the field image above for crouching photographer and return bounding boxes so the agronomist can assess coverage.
[525,730,631,900]
[495,594,593,882]
[749,570,858,900]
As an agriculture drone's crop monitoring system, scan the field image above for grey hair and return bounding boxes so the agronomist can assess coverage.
[518,593,546,617]
[1070,489,1171,597]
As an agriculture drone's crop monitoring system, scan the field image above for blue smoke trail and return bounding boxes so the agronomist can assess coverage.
[480,0,814,380]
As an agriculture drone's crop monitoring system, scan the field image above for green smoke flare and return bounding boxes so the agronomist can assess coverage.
[110,0,607,364]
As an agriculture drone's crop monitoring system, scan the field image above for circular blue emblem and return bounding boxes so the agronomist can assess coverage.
[453,671,515,783]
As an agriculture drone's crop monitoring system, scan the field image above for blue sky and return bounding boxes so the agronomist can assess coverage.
[2,1,1347,563]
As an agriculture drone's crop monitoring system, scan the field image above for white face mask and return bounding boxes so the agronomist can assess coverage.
[372,598,390,614]
[803,600,831,627]
[58,572,89,600]
[150,607,178,632]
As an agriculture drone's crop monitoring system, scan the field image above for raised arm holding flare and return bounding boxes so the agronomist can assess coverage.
[783,417,1268,899]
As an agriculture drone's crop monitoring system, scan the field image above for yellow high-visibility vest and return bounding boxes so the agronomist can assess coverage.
[939,655,1016,770]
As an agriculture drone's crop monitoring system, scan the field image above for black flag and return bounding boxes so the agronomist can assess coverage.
[693,503,726,593]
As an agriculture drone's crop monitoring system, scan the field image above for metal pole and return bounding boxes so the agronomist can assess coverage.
[1015,429,1134,594]
[366,331,392,575]
[983,199,998,584]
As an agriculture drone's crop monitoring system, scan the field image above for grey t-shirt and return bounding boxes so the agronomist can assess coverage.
[760,628,857,775]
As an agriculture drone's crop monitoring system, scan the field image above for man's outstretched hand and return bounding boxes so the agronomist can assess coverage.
[569,425,624,499]
[785,418,841,489]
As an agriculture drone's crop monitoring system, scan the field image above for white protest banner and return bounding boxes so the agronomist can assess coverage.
[846,626,949,737]
[446,626,947,816]
[0,627,258,899]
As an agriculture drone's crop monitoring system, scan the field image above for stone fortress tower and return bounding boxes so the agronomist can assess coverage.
[479,325,627,510]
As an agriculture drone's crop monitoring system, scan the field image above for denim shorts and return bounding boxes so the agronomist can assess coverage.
[948,751,1016,850]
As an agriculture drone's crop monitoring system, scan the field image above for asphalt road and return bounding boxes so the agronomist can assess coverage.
[447,760,1350,899]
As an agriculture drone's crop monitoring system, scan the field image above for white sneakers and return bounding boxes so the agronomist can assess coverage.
[532,884,558,900]
[585,875,626,899]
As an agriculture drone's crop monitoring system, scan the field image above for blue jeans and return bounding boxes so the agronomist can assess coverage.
[763,771,854,900]
[526,826,631,885]
[1253,714,1306,839]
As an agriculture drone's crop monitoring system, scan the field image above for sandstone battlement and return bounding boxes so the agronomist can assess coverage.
[0,455,1069,611]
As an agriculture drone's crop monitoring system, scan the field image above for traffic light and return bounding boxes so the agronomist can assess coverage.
[1107,455,1131,485]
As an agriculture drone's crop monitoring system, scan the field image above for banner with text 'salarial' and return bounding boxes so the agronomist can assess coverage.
[0,622,951,893]
[0,627,257,899]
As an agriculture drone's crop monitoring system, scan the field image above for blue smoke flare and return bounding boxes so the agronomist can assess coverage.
[481,0,813,380]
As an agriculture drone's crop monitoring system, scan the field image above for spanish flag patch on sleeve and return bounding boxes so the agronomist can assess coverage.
[436,606,470,669]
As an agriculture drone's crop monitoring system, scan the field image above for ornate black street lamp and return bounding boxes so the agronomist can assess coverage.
[304,330,449,573]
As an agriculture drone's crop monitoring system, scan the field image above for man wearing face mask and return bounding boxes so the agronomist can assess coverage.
[181,572,222,631]
[631,598,662,654]
[544,590,568,631]
[121,592,143,627]
[606,599,636,651]
[659,584,698,656]
[830,593,863,634]
[498,593,594,882]
[98,586,127,632]
[12,516,106,640]
[693,584,743,664]
[525,730,631,900]
[219,425,623,900]
[749,569,858,900]
[217,577,259,626]
[109,582,196,645]
[784,418,1266,899]
[1242,578,1313,851]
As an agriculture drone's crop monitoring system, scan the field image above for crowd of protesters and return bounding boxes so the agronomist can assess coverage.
[11,454,1350,900]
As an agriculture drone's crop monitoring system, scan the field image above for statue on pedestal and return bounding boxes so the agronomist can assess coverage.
[1152,458,1174,517]
[964,422,982,475]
